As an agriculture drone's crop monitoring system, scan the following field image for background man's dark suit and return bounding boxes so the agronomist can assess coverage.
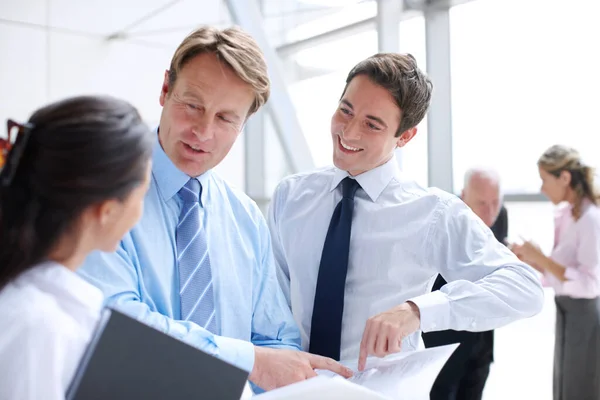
[422,206,508,400]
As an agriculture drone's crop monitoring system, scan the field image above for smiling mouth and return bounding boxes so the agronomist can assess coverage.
[338,136,363,152]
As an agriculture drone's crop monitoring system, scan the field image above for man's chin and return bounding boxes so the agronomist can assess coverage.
[332,157,355,173]
[175,157,211,178]
[332,155,345,170]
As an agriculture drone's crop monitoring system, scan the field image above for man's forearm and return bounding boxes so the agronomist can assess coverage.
[110,297,256,372]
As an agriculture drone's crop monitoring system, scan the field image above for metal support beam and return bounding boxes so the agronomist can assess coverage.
[275,0,478,58]
[376,0,402,52]
[376,0,404,168]
[425,4,454,191]
[244,109,270,214]
[224,0,314,173]
[276,16,376,58]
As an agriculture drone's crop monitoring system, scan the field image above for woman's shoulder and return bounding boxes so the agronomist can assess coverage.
[0,276,87,400]
[0,265,87,342]
[0,276,70,338]
[579,201,600,229]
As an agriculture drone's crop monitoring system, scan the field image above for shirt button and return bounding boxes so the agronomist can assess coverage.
[471,321,477,328]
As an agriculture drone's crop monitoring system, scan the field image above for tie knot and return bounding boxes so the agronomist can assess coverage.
[179,179,201,204]
[342,177,360,200]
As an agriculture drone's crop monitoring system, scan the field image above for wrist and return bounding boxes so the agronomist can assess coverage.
[406,301,421,321]
[249,346,264,381]
[532,252,547,267]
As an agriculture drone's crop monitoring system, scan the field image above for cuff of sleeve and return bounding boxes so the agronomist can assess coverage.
[408,290,451,333]
[213,335,255,373]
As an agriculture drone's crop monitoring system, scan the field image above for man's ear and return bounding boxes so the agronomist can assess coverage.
[159,70,170,107]
[396,127,417,148]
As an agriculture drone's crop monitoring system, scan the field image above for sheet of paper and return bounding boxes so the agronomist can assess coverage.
[253,344,458,400]
[240,381,254,399]
[317,343,459,400]
[252,375,388,400]
[348,344,459,400]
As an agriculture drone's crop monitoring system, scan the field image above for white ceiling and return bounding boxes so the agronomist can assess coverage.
[0,0,372,49]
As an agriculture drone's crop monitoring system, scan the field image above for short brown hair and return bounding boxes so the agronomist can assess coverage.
[168,26,270,116]
[343,53,433,137]
[538,145,599,220]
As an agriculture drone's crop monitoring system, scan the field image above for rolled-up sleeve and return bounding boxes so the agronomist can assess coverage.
[410,197,544,333]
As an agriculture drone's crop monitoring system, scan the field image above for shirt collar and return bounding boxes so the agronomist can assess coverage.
[152,135,212,206]
[329,153,402,202]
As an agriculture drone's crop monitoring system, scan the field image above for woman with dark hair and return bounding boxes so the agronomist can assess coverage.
[0,95,153,399]
[511,145,600,400]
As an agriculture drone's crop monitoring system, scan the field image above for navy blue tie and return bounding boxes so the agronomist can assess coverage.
[309,177,360,360]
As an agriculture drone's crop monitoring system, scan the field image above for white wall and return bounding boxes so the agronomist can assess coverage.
[0,0,245,188]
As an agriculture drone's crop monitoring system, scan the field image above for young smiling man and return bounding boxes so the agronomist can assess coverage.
[268,53,544,371]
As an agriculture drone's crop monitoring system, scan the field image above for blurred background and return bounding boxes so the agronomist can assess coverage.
[2,0,599,398]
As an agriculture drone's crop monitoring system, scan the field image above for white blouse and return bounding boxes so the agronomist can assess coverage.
[0,261,103,400]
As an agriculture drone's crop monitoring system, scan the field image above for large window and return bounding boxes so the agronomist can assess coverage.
[450,0,600,194]
[288,28,378,168]
[504,201,555,252]
[399,16,427,187]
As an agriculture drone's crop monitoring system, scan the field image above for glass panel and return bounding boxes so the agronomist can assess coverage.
[399,16,427,187]
[288,28,377,168]
[450,0,600,194]
[487,200,555,400]
[504,201,555,252]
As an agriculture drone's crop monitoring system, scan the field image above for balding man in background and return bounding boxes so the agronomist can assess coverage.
[422,167,508,400]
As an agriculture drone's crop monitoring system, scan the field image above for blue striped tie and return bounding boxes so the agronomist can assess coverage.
[177,178,217,333]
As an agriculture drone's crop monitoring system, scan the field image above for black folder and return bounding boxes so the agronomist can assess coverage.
[66,308,249,400]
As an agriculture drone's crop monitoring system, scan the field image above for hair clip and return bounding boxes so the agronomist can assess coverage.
[0,119,34,187]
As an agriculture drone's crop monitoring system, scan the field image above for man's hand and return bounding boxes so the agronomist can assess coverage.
[249,347,353,391]
[358,301,421,371]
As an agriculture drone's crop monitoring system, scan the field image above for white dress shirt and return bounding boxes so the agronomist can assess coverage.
[0,262,103,400]
[268,155,544,361]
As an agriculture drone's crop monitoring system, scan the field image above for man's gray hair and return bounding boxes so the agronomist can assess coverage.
[463,166,502,193]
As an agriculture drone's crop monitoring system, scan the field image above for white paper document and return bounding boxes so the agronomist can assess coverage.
[240,382,254,399]
[252,343,459,400]
[251,375,385,400]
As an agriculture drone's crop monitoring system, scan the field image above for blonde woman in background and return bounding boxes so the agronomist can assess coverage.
[511,145,600,400]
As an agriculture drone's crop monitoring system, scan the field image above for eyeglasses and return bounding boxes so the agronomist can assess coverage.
[0,119,34,187]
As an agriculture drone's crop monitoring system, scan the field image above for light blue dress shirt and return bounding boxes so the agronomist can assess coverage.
[268,155,544,361]
[79,140,301,372]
